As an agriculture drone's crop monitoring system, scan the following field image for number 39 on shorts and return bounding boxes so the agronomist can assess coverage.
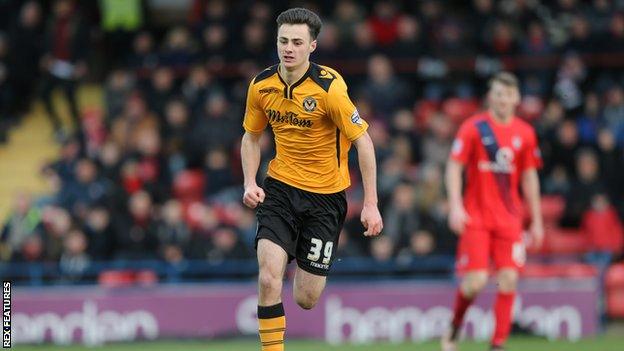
[307,238,333,264]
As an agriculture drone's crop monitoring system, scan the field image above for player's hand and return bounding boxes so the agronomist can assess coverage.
[242,184,265,209]
[361,203,383,237]
[449,203,470,235]
[529,219,544,248]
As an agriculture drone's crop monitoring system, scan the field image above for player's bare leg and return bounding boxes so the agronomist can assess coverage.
[490,268,518,351]
[293,266,327,310]
[442,270,488,351]
[257,239,289,351]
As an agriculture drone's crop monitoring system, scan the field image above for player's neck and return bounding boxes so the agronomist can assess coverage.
[489,110,513,125]
[279,61,310,85]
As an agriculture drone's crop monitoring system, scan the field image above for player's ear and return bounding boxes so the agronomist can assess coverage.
[512,87,521,104]
[309,39,317,53]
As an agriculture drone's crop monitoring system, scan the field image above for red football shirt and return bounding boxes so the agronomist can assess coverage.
[450,112,541,230]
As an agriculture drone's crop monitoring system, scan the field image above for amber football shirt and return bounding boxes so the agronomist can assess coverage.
[243,62,368,193]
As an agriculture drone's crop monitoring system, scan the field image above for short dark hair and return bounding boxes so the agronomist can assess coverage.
[276,8,322,40]
[488,71,519,89]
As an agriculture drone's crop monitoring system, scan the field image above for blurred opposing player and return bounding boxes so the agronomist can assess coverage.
[240,8,383,351]
[443,72,544,351]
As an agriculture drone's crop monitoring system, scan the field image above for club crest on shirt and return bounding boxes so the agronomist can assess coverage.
[512,136,522,150]
[303,96,317,112]
[350,109,362,125]
[452,139,463,155]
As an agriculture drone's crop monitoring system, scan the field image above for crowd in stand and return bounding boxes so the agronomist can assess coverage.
[2,0,624,281]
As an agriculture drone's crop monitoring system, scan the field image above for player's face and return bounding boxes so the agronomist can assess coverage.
[277,24,317,70]
[488,81,520,119]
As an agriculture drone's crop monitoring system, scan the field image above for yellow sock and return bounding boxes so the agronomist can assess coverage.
[258,303,285,351]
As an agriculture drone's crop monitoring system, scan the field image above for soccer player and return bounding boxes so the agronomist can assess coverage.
[240,8,383,351]
[442,72,544,351]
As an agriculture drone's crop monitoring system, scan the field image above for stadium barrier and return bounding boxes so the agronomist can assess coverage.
[12,279,598,346]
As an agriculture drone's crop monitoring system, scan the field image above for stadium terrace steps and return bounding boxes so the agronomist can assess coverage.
[0,85,102,219]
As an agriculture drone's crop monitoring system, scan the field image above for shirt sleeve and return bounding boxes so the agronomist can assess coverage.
[520,127,542,171]
[326,76,368,141]
[242,79,267,134]
[450,121,475,165]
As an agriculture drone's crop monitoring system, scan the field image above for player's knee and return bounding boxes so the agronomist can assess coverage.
[258,270,282,295]
[295,291,319,310]
[497,269,518,292]
[463,274,488,296]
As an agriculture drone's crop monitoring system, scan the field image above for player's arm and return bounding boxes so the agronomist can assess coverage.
[241,132,265,209]
[326,72,382,237]
[446,159,469,235]
[353,132,383,237]
[520,129,544,247]
[521,168,543,247]
[241,79,267,209]
[446,123,473,235]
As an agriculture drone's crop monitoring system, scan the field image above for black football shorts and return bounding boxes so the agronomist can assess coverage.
[255,177,347,276]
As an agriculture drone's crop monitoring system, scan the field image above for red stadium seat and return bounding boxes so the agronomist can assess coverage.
[98,270,136,288]
[606,289,624,318]
[441,98,480,124]
[544,228,588,255]
[518,96,544,122]
[413,100,439,130]
[582,207,624,254]
[173,170,205,202]
[558,263,598,278]
[521,263,597,278]
[521,264,555,278]
[541,195,565,224]
[605,263,624,288]
[605,263,624,318]
[135,270,159,286]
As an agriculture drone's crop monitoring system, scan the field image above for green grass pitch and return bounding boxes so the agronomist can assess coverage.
[10,336,624,351]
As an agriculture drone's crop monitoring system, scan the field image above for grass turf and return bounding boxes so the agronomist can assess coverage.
[10,336,624,351]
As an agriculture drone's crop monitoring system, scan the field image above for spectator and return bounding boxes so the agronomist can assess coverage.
[396,229,437,265]
[41,206,73,261]
[596,129,624,204]
[1,192,42,261]
[40,0,89,140]
[336,228,365,258]
[159,26,196,69]
[8,1,43,116]
[83,205,115,260]
[58,158,109,217]
[564,15,594,54]
[359,54,413,120]
[181,64,222,118]
[603,85,624,144]
[561,149,607,227]
[421,112,454,168]
[576,93,603,145]
[205,225,251,263]
[127,31,158,80]
[0,33,11,143]
[188,93,240,164]
[204,147,235,197]
[104,68,135,123]
[156,200,191,263]
[383,180,421,247]
[388,15,425,58]
[603,13,624,53]
[370,235,394,263]
[113,190,159,260]
[333,0,365,46]
[581,193,624,255]
[59,227,91,281]
[367,1,402,47]
[99,0,144,70]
